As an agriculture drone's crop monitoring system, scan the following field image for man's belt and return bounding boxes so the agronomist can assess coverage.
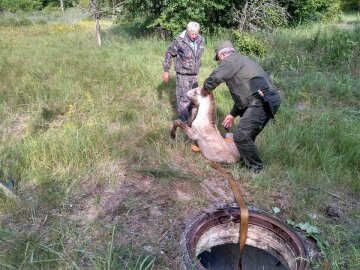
[242,89,270,110]
[176,73,197,76]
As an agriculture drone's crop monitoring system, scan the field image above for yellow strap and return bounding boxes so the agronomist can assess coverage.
[208,162,249,270]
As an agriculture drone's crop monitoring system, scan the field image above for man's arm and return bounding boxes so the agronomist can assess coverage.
[163,40,178,72]
[162,40,178,82]
[203,59,234,91]
[203,67,222,91]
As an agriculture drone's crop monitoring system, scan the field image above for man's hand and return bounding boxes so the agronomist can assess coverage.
[162,71,170,82]
[222,114,235,129]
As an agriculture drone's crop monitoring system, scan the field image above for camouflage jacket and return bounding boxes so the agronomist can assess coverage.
[163,31,205,75]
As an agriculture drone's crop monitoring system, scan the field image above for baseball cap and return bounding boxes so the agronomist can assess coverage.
[214,40,235,61]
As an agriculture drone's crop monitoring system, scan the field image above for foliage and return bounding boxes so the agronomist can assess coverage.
[0,0,345,30]
[279,0,342,24]
[286,219,329,260]
[340,0,360,11]
[0,0,78,12]
[233,0,290,32]
[121,0,343,35]
[42,0,64,7]
[286,219,320,235]
[122,0,290,35]
[232,30,267,56]
[122,0,236,36]
[0,0,42,12]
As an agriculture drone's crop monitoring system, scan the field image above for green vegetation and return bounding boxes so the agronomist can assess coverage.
[0,0,42,12]
[0,8,359,270]
[0,0,350,34]
[122,0,342,34]
[232,31,267,57]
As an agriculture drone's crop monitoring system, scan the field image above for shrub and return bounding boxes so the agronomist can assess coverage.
[340,0,360,11]
[122,0,236,36]
[280,0,342,24]
[233,0,289,32]
[232,30,267,56]
[0,0,42,12]
[120,0,343,36]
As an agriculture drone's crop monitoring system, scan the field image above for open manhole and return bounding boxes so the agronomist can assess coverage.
[182,204,318,270]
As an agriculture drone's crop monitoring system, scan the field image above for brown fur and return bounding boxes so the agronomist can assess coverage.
[171,87,240,164]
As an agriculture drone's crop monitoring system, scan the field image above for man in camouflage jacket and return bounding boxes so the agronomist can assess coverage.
[162,22,205,122]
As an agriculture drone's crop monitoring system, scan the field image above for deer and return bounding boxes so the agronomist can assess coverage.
[170,87,241,164]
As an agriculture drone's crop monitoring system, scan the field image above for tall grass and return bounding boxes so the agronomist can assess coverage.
[0,9,359,269]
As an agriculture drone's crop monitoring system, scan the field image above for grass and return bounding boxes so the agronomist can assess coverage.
[0,8,359,270]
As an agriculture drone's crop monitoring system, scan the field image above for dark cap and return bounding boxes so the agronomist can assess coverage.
[214,40,235,61]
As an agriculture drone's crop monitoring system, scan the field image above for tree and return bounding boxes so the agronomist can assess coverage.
[233,0,289,32]
[278,0,341,24]
[121,0,342,35]
[0,0,42,12]
[60,0,64,12]
[89,0,102,46]
[340,0,360,11]
[86,0,123,46]
[122,0,237,36]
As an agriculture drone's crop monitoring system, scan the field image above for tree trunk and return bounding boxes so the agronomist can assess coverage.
[90,0,102,46]
[96,16,102,46]
[240,0,248,31]
[60,0,64,13]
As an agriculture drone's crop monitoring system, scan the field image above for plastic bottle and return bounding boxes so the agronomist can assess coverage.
[225,132,234,140]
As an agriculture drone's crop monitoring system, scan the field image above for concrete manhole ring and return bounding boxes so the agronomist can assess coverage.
[181,204,319,270]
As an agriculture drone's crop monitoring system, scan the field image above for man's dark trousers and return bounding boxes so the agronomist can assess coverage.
[233,92,281,171]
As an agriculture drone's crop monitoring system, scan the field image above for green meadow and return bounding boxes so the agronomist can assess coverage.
[0,9,359,270]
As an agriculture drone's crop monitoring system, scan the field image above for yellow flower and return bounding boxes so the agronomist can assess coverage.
[85,91,94,104]
[67,104,76,116]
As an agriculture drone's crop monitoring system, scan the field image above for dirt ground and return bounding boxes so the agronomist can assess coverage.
[61,160,247,268]
[2,158,358,269]
[63,159,307,269]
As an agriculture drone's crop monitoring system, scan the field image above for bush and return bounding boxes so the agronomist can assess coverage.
[122,0,236,36]
[340,0,360,11]
[233,0,289,32]
[0,0,42,12]
[280,0,342,24]
[232,30,267,56]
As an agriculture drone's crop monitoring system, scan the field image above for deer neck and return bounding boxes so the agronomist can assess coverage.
[196,96,215,125]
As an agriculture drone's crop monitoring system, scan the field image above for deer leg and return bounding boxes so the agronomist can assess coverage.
[186,106,198,127]
[188,95,199,106]
[171,119,182,139]
[171,119,196,140]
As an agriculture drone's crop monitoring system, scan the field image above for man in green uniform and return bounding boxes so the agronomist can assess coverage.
[162,22,205,122]
[202,41,281,172]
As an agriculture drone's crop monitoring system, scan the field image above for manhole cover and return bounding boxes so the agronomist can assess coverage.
[182,204,318,270]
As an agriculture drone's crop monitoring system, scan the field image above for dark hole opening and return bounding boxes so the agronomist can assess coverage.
[198,243,289,270]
